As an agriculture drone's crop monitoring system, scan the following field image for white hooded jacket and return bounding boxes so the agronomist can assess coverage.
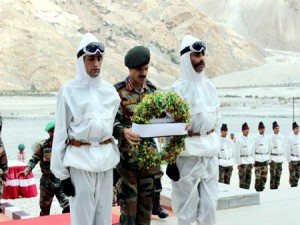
[171,35,220,157]
[51,33,120,180]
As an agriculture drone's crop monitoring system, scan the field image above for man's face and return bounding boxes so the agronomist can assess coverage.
[221,130,227,137]
[259,127,265,135]
[48,128,54,139]
[84,54,103,78]
[293,127,299,135]
[190,51,205,73]
[242,128,249,136]
[129,64,149,87]
[273,127,279,134]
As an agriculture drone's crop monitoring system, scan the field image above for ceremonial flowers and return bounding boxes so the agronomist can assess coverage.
[131,91,190,171]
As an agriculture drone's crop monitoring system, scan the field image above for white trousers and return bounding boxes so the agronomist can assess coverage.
[172,155,218,225]
[69,167,113,225]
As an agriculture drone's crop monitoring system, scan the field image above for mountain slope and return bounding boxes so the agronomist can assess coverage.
[0,0,266,90]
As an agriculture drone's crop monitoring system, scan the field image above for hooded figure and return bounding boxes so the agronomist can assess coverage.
[169,35,220,225]
[51,33,120,225]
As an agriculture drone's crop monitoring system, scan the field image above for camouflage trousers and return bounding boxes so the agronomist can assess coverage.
[116,162,155,225]
[238,164,253,189]
[288,160,300,187]
[218,165,233,184]
[269,161,282,189]
[254,161,268,191]
[39,174,69,216]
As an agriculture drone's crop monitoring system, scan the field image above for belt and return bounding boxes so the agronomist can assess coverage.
[255,152,268,155]
[187,129,214,137]
[240,154,252,157]
[68,138,113,147]
[291,154,300,157]
[219,157,231,160]
[271,153,283,156]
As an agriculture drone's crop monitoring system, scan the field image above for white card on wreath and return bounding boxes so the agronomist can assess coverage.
[132,121,187,138]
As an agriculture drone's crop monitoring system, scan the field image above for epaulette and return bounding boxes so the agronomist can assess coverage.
[39,140,48,148]
[145,79,157,90]
[114,80,127,91]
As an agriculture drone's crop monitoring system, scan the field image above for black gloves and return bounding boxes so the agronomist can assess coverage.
[61,178,75,197]
[166,163,180,181]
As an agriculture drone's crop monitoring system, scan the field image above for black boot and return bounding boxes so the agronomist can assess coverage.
[62,205,70,213]
[152,193,168,219]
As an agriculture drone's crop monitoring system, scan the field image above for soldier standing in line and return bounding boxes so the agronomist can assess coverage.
[269,121,285,189]
[235,122,254,189]
[113,46,168,225]
[230,133,236,143]
[253,122,271,192]
[19,121,70,216]
[285,122,300,187]
[218,124,235,184]
[0,115,8,213]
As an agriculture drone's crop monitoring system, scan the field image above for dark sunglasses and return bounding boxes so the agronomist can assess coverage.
[77,42,105,58]
[180,41,206,56]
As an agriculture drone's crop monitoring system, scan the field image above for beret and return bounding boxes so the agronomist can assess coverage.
[18,144,25,150]
[293,122,299,130]
[242,122,249,130]
[45,121,55,132]
[125,46,150,68]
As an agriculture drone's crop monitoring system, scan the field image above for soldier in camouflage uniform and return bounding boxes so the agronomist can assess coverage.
[235,123,254,189]
[285,122,300,187]
[218,124,235,184]
[113,46,167,225]
[19,121,69,216]
[253,122,271,192]
[0,115,9,213]
[269,121,285,189]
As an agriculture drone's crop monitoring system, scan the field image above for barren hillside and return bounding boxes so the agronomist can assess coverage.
[189,0,300,52]
[0,0,266,90]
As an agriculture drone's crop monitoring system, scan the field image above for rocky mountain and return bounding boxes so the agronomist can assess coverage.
[190,0,300,52]
[0,0,268,91]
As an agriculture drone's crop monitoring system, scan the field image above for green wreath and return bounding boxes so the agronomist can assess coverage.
[130,90,190,171]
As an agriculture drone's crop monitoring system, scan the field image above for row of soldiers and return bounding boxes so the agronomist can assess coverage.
[218,121,300,191]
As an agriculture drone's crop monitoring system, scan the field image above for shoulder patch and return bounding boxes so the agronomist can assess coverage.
[114,81,127,91]
[145,79,157,90]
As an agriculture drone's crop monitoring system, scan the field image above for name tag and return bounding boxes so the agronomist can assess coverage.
[122,99,137,105]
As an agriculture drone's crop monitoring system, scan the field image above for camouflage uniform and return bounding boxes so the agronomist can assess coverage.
[238,164,253,189]
[113,76,157,225]
[0,135,9,213]
[218,165,233,184]
[269,161,282,189]
[289,161,300,187]
[254,161,268,191]
[25,138,69,216]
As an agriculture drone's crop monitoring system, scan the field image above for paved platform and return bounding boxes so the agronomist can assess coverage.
[153,187,300,225]
[161,182,260,210]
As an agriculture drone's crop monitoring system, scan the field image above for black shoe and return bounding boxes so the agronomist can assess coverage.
[152,205,169,219]
[0,204,3,213]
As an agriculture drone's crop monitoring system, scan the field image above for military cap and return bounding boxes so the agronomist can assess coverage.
[220,124,228,131]
[18,143,25,150]
[242,122,249,130]
[272,121,279,129]
[45,121,55,132]
[293,121,299,130]
[258,121,265,129]
[124,46,150,69]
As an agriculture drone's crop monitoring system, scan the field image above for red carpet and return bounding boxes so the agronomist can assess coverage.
[0,212,119,224]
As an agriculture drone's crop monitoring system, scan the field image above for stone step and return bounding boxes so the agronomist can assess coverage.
[160,182,260,211]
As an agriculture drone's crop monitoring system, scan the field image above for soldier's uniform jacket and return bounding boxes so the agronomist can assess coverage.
[26,138,53,175]
[253,133,271,163]
[113,76,156,167]
[0,116,8,183]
